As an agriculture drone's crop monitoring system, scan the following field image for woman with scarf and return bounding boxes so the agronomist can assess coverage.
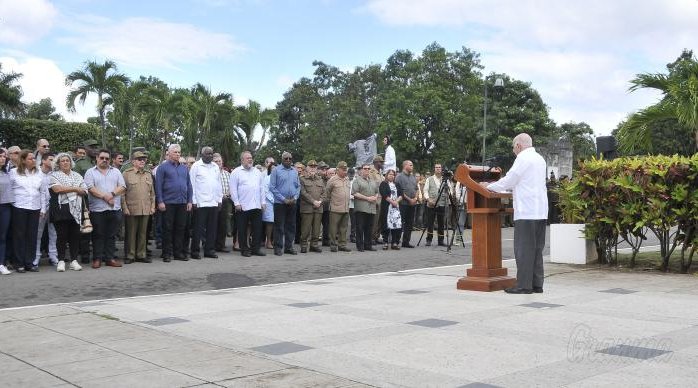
[48,152,88,272]
[379,169,402,250]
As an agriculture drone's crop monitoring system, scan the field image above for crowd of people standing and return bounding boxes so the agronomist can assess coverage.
[0,135,475,275]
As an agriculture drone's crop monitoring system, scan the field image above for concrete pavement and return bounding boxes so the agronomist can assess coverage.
[1,260,697,387]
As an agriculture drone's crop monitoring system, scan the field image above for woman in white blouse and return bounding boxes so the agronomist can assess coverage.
[9,150,47,273]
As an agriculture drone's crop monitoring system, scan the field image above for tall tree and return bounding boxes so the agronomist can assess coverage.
[183,83,232,156]
[0,63,24,119]
[234,100,275,153]
[23,98,63,120]
[618,49,698,154]
[65,60,129,148]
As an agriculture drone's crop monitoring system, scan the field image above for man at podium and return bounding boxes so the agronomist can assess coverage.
[485,133,548,294]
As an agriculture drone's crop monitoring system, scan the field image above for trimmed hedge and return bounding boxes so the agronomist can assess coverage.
[0,119,100,152]
[559,154,698,272]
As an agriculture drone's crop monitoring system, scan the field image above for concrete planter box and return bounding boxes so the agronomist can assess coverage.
[550,223,596,264]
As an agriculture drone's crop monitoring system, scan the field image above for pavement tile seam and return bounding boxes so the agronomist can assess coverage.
[0,349,79,387]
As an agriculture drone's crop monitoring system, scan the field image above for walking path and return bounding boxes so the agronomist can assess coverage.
[1,261,697,387]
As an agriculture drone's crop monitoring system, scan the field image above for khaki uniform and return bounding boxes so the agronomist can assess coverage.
[323,175,350,249]
[122,167,155,260]
[299,173,325,249]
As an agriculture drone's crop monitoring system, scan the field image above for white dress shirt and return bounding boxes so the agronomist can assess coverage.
[487,147,548,220]
[230,165,264,211]
[10,169,47,212]
[190,159,223,207]
[383,145,396,173]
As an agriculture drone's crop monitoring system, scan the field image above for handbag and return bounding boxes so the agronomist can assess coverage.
[81,208,93,234]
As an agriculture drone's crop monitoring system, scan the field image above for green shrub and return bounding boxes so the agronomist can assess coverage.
[558,154,698,272]
[0,119,100,152]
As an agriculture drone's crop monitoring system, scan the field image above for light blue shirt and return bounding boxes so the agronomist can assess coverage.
[84,166,126,212]
[269,164,300,203]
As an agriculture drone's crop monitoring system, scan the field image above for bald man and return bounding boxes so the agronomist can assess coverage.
[486,133,548,294]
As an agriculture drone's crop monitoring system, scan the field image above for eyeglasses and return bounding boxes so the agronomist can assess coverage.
[283,157,292,160]
[98,156,110,160]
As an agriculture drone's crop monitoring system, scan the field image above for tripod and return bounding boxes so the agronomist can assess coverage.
[417,175,466,253]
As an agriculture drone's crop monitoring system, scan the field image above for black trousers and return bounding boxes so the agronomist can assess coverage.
[236,208,262,254]
[215,198,233,250]
[321,210,330,244]
[162,204,187,258]
[399,204,416,246]
[12,207,40,269]
[513,219,547,289]
[425,205,446,243]
[354,211,374,251]
[54,220,80,261]
[91,210,120,261]
[192,206,218,255]
[349,208,356,241]
[273,203,296,250]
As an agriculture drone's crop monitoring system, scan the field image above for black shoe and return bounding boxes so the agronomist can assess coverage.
[284,249,298,255]
[274,249,283,256]
[241,251,252,257]
[300,247,308,253]
[252,250,266,256]
[402,244,415,248]
[204,253,219,259]
[357,248,365,252]
[425,241,432,247]
[438,242,447,247]
[27,266,40,272]
[322,242,330,247]
[504,287,533,294]
[216,247,231,252]
[366,247,377,251]
[533,287,544,293]
[338,246,352,252]
[175,255,190,261]
[141,257,152,263]
[190,254,201,260]
[124,258,134,264]
[330,247,338,252]
[163,257,172,263]
[309,246,322,253]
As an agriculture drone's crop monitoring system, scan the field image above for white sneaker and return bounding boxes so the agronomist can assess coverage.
[0,265,11,275]
[56,261,66,272]
[69,260,82,271]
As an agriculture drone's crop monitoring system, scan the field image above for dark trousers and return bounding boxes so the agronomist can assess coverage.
[216,198,233,250]
[425,205,445,243]
[354,211,374,251]
[236,208,262,254]
[12,207,40,268]
[513,219,547,289]
[0,204,11,266]
[54,220,80,261]
[91,210,120,261]
[192,206,218,256]
[162,204,187,258]
[273,203,296,250]
[415,203,425,228]
[321,210,330,245]
[399,204,416,246]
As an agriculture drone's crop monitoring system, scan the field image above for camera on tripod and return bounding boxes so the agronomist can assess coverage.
[442,168,453,180]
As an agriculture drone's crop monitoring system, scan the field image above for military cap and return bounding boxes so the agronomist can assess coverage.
[307,160,318,166]
[373,155,384,162]
[132,151,148,159]
[294,162,305,168]
[336,161,348,169]
[83,139,99,147]
[318,161,329,169]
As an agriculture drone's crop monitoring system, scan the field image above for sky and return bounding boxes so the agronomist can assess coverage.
[2,0,698,136]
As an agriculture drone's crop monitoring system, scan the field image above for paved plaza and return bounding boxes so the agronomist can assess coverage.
[1,259,697,387]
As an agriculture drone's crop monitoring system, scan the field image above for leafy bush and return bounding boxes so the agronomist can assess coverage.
[0,119,100,152]
[558,154,698,272]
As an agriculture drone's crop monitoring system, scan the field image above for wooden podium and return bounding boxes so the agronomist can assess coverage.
[454,164,516,292]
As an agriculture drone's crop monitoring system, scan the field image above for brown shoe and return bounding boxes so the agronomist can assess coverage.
[91,260,101,269]
[105,259,122,268]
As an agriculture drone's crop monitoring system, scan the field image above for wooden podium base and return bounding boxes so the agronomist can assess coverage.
[457,275,516,292]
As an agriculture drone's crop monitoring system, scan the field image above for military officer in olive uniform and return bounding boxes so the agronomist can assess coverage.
[122,151,156,263]
[299,160,325,253]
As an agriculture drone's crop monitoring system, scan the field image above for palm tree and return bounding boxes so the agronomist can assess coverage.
[234,100,276,153]
[619,50,698,153]
[0,63,24,118]
[65,60,129,148]
[139,82,185,160]
[184,83,232,155]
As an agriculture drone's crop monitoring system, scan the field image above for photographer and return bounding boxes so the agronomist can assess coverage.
[423,163,450,247]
